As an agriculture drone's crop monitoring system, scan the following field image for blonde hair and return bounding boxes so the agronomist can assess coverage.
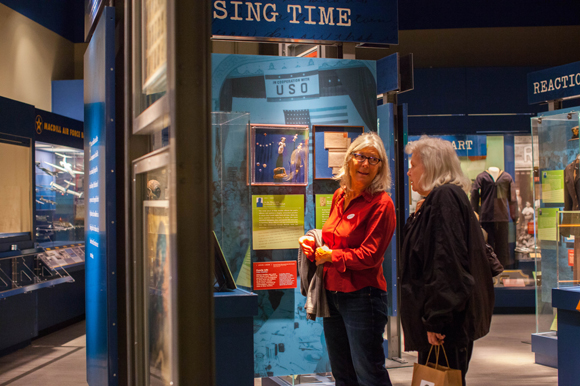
[334,132,391,194]
[405,135,470,194]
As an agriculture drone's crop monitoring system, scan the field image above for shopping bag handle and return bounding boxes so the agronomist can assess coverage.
[426,344,451,370]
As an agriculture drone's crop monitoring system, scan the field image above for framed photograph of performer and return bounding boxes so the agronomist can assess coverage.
[313,125,364,179]
[249,124,309,186]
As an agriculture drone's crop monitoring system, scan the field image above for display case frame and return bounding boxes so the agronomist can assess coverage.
[131,0,169,135]
[132,147,175,386]
[249,124,309,186]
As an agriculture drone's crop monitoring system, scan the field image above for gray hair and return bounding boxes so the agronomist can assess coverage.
[405,135,470,194]
[334,132,391,194]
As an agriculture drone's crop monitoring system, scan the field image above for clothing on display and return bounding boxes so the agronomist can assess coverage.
[471,169,517,222]
[471,169,516,267]
[562,158,580,281]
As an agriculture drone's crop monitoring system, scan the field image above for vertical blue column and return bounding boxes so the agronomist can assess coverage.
[377,103,397,316]
[504,135,516,264]
[84,7,117,386]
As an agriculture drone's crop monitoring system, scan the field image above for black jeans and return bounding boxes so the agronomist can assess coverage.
[418,341,474,386]
[323,287,392,386]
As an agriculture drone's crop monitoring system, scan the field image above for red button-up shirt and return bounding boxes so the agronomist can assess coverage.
[319,188,396,293]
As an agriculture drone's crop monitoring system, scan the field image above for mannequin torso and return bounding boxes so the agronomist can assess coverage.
[487,166,501,182]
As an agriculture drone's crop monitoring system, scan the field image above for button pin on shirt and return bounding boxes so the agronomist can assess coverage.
[347,214,355,220]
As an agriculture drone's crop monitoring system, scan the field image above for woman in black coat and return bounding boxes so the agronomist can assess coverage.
[402,136,495,386]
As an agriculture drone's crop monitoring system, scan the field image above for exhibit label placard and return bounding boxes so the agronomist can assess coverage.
[537,207,558,241]
[253,261,297,290]
[212,0,398,45]
[315,194,334,229]
[528,61,580,105]
[252,194,304,250]
[541,170,565,204]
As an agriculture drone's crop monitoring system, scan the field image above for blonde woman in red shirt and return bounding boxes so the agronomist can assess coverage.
[299,132,396,386]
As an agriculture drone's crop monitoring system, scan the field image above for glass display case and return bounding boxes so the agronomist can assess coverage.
[132,149,174,386]
[407,134,535,287]
[0,135,78,299]
[531,107,580,336]
[212,111,251,280]
[0,247,76,298]
[132,0,169,137]
[35,141,85,247]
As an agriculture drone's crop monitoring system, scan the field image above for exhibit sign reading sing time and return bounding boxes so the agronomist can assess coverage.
[528,61,580,104]
[211,0,399,45]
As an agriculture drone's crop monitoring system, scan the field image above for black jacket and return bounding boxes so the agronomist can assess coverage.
[401,184,495,351]
[470,171,516,222]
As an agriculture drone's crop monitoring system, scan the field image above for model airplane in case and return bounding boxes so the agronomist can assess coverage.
[44,153,84,177]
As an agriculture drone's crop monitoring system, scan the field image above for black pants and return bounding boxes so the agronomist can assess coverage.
[323,287,392,386]
[418,341,474,386]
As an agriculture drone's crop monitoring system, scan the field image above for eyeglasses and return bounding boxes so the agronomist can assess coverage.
[351,153,381,165]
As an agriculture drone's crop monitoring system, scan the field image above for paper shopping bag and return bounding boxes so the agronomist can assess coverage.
[411,362,462,386]
[411,346,463,386]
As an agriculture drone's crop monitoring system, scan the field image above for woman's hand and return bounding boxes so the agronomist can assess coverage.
[315,245,333,265]
[298,236,315,256]
[427,331,445,346]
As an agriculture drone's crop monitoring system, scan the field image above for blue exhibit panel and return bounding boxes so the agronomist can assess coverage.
[215,289,258,386]
[0,96,35,138]
[377,103,397,316]
[408,135,487,157]
[52,80,85,122]
[34,108,84,149]
[212,0,398,45]
[84,7,116,386]
[376,53,399,95]
[552,287,580,386]
[528,62,580,105]
[212,53,378,377]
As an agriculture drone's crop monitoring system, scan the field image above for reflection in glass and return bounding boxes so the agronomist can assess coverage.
[145,203,172,385]
[141,162,172,386]
[143,0,167,95]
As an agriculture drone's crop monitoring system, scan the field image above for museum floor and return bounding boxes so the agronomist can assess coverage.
[0,315,557,386]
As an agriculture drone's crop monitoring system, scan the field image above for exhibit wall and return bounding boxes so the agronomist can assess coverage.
[0,142,31,233]
[0,3,75,111]
[211,54,379,377]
